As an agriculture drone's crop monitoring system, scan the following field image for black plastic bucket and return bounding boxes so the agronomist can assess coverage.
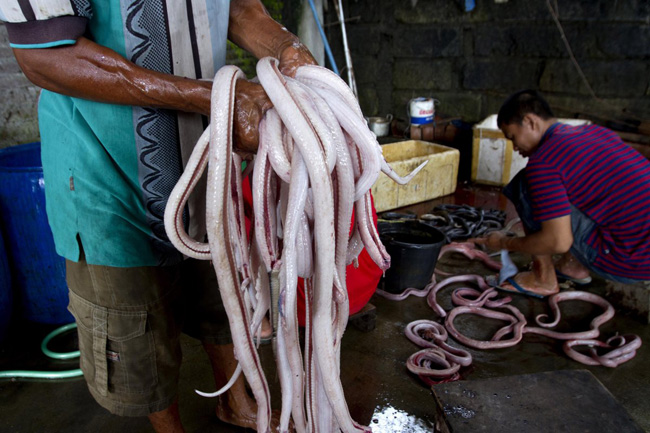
[379,220,446,294]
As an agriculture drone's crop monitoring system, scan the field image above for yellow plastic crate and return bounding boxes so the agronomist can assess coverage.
[371,140,460,212]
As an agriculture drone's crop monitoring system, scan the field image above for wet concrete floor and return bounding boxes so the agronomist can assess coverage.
[1,183,649,432]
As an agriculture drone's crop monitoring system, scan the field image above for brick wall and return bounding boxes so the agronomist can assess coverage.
[0,23,40,149]
[325,0,650,124]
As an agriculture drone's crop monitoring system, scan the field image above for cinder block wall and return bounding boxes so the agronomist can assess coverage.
[0,0,286,151]
[2,1,649,150]
[0,23,40,149]
[326,0,650,124]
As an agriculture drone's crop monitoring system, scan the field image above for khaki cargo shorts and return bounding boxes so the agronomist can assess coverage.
[66,256,231,417]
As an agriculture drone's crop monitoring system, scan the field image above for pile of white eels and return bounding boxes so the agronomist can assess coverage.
[164,57,425,433]
[375,243,641,384]
[405,275,642,385]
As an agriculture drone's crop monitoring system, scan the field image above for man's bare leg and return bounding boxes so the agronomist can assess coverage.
[261,315,272,339]
[554,251,591,280]
[148,399,184,433]
[503,254,560,296]
[204,343,285,430]
[203,343,258,429]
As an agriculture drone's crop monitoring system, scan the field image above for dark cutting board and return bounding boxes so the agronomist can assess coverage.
[432,370,644,433]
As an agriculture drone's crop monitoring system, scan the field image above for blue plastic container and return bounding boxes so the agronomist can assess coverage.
[0,227,12,340]
[0,142,72,324]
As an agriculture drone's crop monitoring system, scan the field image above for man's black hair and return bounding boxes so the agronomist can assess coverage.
[497,89,555,128]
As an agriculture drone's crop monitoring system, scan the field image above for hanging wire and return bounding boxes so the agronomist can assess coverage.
[547,0,598,100]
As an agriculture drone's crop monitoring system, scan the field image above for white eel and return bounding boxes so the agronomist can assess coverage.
[164,58,424,432]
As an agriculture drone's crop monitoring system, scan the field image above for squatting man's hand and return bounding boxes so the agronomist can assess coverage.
[470,231,509,252]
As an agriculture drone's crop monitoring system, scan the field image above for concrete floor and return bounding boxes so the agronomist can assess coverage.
[1,183,649,432]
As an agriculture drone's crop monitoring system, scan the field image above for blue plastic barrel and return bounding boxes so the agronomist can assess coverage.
[0,142,72,324]
[0,227,12,340]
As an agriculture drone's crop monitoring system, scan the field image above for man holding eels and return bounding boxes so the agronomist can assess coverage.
[0,0,316,431]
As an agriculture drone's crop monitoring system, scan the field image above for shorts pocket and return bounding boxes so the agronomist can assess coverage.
[68,290,158,396]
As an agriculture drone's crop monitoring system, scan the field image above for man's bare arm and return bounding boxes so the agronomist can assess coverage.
[13,37,212,115]
[472,215,574,255]
[228,0,316,76]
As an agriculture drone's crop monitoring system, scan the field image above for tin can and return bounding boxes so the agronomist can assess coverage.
[409,97,435,125]
[366,114,393,137]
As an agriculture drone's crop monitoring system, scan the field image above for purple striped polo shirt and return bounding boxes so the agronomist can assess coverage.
[526,122,650,279]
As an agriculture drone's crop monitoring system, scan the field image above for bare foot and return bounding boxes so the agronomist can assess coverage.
[501,270,559,297]
[261,315,273,340]
[204,342,286,430]
[554,253,590,280]
[216,396,288,431]
[216,393,257,429]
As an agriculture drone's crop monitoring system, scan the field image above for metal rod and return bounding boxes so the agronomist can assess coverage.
[333,0,358,98]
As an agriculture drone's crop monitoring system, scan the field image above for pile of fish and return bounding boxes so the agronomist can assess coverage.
[405,319,471,385]
[443,281,642,365]
[373,240,641,383]
[375,241,503,301]
[420,204,511,243]
[406,271,642,384]
[164,58,425,433]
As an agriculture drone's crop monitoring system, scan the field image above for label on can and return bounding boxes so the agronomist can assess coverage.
[409,97,435,125]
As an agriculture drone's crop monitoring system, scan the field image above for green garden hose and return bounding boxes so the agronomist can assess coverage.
[0,322,83,379]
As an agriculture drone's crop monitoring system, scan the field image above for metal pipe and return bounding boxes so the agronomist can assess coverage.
[333,0,358,98]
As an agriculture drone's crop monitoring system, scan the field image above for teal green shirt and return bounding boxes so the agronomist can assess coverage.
[1,0,230,266]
